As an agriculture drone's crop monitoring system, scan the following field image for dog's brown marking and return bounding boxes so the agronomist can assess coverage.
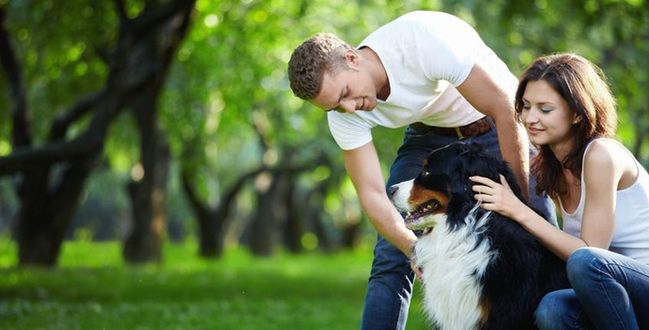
[479,296,491,328]
[408,186,448,211]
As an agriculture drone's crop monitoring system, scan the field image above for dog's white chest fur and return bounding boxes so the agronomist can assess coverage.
[415,208,495,330]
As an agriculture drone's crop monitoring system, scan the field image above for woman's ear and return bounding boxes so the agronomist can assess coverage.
[572,114,582,124]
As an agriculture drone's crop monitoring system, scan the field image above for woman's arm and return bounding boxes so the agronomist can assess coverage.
[471,140,623,261]
[579,140,620,249]
[470,175,586,260]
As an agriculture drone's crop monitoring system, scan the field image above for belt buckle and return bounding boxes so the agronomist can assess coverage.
[454,127,465,139]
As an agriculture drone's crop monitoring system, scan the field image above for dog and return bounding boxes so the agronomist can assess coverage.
[389,142,569,330]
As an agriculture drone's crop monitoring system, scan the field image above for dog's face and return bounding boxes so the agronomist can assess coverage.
[389,164,450,231]
[390,142,522,231]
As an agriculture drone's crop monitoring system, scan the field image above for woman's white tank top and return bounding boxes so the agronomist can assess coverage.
[560,139,649,264]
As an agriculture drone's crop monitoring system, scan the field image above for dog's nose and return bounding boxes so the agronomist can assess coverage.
[388,185,398,198]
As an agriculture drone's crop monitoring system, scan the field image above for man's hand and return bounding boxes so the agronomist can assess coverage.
[343,142,419,258]
[410,254,423,279]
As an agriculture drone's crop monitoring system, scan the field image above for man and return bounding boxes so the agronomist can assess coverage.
[288,11,556,330]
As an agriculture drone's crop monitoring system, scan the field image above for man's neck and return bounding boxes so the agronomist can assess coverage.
[359,47,390,101]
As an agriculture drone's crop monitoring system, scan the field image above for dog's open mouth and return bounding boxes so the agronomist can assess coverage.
[405,199,440,224]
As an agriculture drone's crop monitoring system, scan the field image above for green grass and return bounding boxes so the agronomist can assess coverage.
[0,239,427,329]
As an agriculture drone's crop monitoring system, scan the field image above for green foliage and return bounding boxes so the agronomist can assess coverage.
[2,0,648,248]
[0,239,428,329]
[2,0,115,144]
[458,0,649,157]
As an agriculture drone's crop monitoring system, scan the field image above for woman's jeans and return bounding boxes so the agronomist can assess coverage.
[535,247,649,330]
[360,125,557,330]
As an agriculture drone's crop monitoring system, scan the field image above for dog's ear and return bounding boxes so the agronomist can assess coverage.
[443,141,529,203]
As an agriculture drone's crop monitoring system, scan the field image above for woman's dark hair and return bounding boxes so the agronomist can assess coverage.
[514,53,617,199]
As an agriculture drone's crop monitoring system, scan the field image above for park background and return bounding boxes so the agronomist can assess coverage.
[0,0,647,329]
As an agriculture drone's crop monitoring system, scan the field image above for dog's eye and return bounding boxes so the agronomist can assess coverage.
[421,171,431,178]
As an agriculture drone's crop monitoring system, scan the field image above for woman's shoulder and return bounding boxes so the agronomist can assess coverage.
[584,138,619,164]
[584,138,631,162]
[583,138,637,184]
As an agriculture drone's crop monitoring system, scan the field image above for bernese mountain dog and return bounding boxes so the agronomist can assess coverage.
[389,142,569,330]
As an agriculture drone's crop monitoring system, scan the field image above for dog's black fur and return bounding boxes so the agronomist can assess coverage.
[397,142,569,329]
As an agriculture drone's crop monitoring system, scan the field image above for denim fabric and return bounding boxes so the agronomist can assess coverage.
[360,125,558,330]
[535,247,649,330]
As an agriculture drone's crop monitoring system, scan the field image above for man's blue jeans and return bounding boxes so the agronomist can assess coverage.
[535,247,649,330]
[360,124,557,330]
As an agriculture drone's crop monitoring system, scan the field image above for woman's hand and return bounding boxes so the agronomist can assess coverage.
[470,174,525,220]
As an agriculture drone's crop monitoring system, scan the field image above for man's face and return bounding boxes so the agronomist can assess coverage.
[310,58,377,114]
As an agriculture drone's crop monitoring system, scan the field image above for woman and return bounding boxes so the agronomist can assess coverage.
[470,53,649,329]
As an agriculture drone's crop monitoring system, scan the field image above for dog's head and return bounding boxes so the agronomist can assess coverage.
[389,142,524,232]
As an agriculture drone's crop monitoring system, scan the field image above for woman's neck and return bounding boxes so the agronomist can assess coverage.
[549,139,576,164]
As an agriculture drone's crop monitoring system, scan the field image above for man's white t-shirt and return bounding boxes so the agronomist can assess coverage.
[327,11,518,150]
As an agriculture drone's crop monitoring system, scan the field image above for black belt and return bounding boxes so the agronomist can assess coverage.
[409,117,492,138]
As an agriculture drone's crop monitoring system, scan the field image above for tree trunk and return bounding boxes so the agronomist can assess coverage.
[305,184,332,251]
[197,215,221,257]
[341,220,363,250]
[15,154,99,266]
[181,165,265,258]
[2,6,97,266]
[123,124,170,263]
[121,1,194,263]
[243,157,332,255]
[282,174,303,253]
[249,172,289,256]
[1,1,196,267]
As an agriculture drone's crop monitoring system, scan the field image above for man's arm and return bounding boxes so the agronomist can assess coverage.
[456,64,530,199]
[343,141,417,256]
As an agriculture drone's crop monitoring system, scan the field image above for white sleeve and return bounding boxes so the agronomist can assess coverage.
[413,13,480,87]
[327,112,374,150]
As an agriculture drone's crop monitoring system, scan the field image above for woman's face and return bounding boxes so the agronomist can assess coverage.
[520,80,580,151]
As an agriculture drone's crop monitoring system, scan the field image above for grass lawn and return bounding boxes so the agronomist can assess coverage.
[0,239,427,329]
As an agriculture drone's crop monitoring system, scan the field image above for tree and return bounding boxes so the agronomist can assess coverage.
[121,0,195,263]
[0,0,196,266]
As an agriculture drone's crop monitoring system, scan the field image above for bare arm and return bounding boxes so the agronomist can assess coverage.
[457,64,529,199]
[470,174,585,260]
[578,140,619,249]
[343,142,417,256]
[470,141,621,260]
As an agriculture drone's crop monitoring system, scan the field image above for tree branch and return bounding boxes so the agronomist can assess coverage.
[0,7,31,148]
[0,130,104,174]
[180,168,210,217]
[129,0,196,38]
[0,66,154,175]
[113,0,128,23]
[49,90,107,140]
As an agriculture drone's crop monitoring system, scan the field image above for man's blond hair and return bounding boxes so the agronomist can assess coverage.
[288,33,353,100]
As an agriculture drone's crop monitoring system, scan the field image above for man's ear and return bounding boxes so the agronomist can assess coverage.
[344,49,359,68]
